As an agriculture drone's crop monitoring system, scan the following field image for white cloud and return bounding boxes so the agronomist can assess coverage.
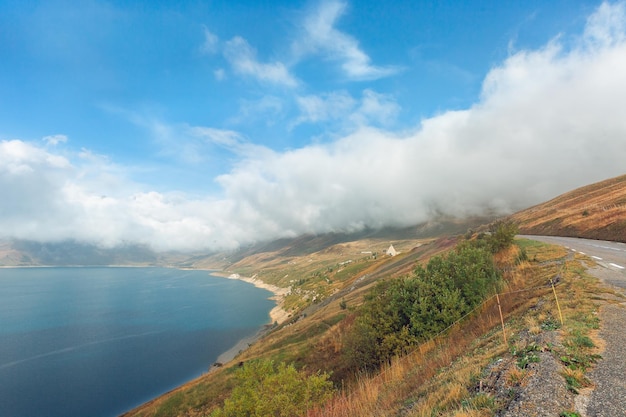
[42,134,68,146]
[215,0,626,238]
[144,118,209,164]
[229,96,285,126]
[583,1,625,48]
[106,108,248,165]
[188,126,258,156]
[223,36,298,87]
[200,27,219,54]
[203,1,399,86]
[0,139,224,251]
[294,90,356,125]
[2,2,626,252]
[292,89,399,128]
[0,140,132,245]
[351,90,400,126]
[294,0,400,80]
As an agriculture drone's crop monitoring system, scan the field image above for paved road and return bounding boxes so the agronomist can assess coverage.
[520,235,626,416]
[520,235,626,288]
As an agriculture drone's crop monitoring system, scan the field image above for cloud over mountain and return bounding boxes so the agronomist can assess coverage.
[2,2,626,252]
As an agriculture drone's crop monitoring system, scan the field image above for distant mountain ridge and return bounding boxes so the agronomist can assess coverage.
[0,240,161,267]
[510,173,626,242]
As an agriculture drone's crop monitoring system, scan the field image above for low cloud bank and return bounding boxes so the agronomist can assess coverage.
[2,2,626,252]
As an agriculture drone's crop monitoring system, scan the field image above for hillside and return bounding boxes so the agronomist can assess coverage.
[122,174,626,417]
[124,229,613,417]
[181,216,489,269]
[510,173,626,242]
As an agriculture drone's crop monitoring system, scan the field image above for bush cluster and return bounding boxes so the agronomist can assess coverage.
[487,220,519,253]
[210,360,334,417]
[344,241,503,371]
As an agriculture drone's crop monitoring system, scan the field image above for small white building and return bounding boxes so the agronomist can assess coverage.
[386,244,397,257]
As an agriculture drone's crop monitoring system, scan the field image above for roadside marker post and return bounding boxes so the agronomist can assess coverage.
[496,292,507,345]
[551,278,564,326]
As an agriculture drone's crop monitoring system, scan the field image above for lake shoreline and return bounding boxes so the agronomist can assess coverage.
[208,271,290,325]
[191,270,291,374]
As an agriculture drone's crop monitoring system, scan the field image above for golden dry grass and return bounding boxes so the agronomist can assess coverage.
[306,238,610,417]
[511,173,626,242]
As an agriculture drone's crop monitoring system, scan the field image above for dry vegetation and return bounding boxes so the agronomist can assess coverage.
[306,241,612,417]
[511,173,626,242]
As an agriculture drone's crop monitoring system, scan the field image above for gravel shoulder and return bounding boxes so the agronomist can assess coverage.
[512,237,626,416]
[488,246,626,417]
[498,331,576,417]
[581,267,626,417]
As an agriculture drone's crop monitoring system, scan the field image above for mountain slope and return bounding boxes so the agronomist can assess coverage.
[510,173,626,242]
[122,174,625,417]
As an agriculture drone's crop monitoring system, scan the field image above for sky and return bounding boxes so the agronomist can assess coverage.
[1,0,626,252]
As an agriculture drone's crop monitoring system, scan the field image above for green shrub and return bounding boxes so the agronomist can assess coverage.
[344,242,502,370]
[487,220,519,253]
[211,359,334,417]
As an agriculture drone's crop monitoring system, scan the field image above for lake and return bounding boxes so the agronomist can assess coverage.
[0,267,275,417]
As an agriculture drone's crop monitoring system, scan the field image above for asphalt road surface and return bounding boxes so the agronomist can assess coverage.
[520,235,626,288]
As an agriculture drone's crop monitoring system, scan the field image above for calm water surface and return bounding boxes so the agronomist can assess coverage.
[0,267,274,417]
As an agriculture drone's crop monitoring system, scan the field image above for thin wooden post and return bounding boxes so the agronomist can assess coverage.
[496,293,507,345]
[551,279,564,326]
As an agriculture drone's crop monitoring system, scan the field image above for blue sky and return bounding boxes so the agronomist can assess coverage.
[1,0,626,251]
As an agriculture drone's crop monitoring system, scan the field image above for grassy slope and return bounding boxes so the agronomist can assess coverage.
[307,240,615,417]
[123,175,626,417]
[511,173,626,242]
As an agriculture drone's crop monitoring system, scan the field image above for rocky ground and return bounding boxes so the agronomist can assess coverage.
[580,267,626,417]
[477,327,576,416]
[484,264,626,417]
